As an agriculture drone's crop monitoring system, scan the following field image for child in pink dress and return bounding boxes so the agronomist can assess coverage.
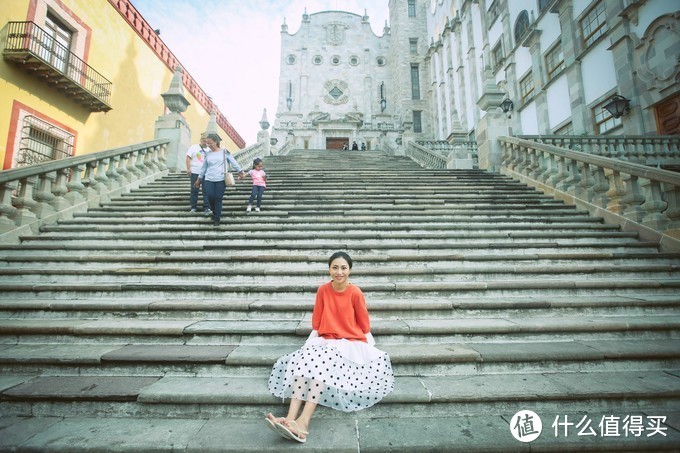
[242,158,267,212]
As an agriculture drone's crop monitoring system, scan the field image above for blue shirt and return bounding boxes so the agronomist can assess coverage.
[199,149,242,182]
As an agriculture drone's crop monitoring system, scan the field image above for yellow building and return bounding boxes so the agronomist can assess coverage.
[0,0,244,170]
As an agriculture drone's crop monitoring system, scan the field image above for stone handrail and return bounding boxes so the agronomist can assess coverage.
[274,139,295,157]
[499,136,680,251]
[0,139,169,244]
[231,139,270,170]
[406,142,447,169]
[518,135,680,167]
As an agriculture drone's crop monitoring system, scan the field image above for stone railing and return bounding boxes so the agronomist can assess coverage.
[519,135,680,168]
[232,139,270,170]
[406,142,447,169]
[499,136,680,251]
[0,139,169,244]
[274,139,296,157]
[416,140,478,169]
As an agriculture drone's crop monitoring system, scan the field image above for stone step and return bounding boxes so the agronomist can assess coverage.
[1,371,679,422]
[1,340,679,378]
[1,410,678,452]
[0,315,678,344]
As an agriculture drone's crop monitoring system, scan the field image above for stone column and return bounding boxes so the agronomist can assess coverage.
[155,66,191,171]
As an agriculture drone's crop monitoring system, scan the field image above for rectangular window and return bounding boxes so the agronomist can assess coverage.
[413,111,422,133]
[18,115,74,167]
[519,72,534,102]
[593,100,621,134]
[409,38,418,55]
[580,1,607,47]
[411,64,420,100]
[408,0,416,17]
[492,40,504,70]
[554,122,573,135]
[44,13,72,73]
[545,42,565,80]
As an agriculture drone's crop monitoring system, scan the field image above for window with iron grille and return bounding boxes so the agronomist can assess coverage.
[17,115,74,167]
[593,99,621,134]
[411,64,421,100]
[580,1,607,47]
[545,42,564,80]
[519,72,534,102]
[413,111,422,133]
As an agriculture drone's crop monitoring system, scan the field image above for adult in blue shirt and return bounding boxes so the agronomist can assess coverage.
[195,133,244,226]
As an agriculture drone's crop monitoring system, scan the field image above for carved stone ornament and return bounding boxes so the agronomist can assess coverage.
[325,22,349,46]
[634,14,680,90]
[323,79,350,105]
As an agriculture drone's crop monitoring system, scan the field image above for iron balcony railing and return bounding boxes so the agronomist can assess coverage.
[3,21,112,112]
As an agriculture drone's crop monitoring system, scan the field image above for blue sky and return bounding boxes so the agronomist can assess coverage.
[131,0,389,145]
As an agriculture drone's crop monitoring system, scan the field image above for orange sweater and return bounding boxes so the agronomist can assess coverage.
[311,282,370,342]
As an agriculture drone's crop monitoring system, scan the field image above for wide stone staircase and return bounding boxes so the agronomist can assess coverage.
[0,149,679,451]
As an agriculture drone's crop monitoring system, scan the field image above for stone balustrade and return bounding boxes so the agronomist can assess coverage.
[519,135,680,168]
[231,139,270,170]
[499,136,680,251]
[0,139,169,244]
[406,142,447,169]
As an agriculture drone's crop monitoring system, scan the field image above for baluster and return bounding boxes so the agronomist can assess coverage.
[106,155,123,192]
[560,158,580,194]
[516,144,530,173]
[577,162,595,202]
[621,175,645,222]
[129,150,145,181]
[138,148,154,177]
[552,156,571,191]
[12,176,39,227]
[640,180,670,231]
[156,144,169,171]
[525,149,540,178]
[65,164,86,205]
[32,171,57,218]
[116,153,132,187]
[590,167,610,209]
[0,180,19,233]
[604,169,627,214]
[93,157,111,203]
[81,161,100,206]
[50,168,71,211]
[662,184,680,230]
[539,152,558,185]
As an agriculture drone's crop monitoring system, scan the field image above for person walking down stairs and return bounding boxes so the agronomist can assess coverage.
[195,133,244,227]
[185,132,211,216]
[266,252,395,443]
[241,157,267,213]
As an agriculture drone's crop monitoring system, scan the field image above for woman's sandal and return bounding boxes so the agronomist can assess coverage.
[265,413,287,436]
[275,420,308,443]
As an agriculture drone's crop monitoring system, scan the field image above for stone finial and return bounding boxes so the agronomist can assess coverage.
[383,20,390,35]
[281,17,288,32]
[161,66,190,113]
[362,9,369,23]
[205,109,218,134]
[259,108,270,131]
[302,8,309,22]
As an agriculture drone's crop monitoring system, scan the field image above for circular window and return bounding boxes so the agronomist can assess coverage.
[286,54,296,65]
[331,55,341,65]
[349,55,359,66]
[376,56,386,66]
[313,55,323,65]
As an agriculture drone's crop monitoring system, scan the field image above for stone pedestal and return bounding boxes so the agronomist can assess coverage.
[155,113,191,172]
[475,111,512,172]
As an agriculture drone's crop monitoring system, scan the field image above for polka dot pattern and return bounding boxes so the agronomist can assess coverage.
[268,342,395,413]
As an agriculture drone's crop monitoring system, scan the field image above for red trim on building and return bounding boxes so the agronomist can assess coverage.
[107,0,246,148]
[4,101,79,170]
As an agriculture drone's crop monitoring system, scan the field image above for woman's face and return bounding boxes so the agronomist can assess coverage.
[329,257,351,285]
[205,138,218,150]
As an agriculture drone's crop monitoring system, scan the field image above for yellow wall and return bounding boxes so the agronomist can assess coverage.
[0,0,240,169]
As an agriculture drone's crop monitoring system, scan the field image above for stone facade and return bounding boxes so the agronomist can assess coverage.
[271,1,679,157]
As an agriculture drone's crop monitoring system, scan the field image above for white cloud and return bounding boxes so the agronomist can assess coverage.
[131,0,389,145]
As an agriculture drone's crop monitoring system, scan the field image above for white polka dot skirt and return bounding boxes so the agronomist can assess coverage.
[268,337,395,412]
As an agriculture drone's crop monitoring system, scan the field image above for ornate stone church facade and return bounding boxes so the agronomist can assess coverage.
[270,1,678,159]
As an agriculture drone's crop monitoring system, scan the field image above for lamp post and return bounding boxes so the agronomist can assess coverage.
[603,95,631,119]
[286,80,293,111]
[380,82,386,112]
[499,98,513,114]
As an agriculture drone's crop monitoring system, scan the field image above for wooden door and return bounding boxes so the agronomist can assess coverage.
[655,93,680,135]
[326,138,348,149]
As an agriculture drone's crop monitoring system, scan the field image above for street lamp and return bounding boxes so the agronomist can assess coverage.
[380,82,387,112]
[499,98,514,114]
[603,95,630,119]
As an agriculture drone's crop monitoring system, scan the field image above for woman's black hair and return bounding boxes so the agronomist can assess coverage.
[206,133,221,145]
[328,251,352,269]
